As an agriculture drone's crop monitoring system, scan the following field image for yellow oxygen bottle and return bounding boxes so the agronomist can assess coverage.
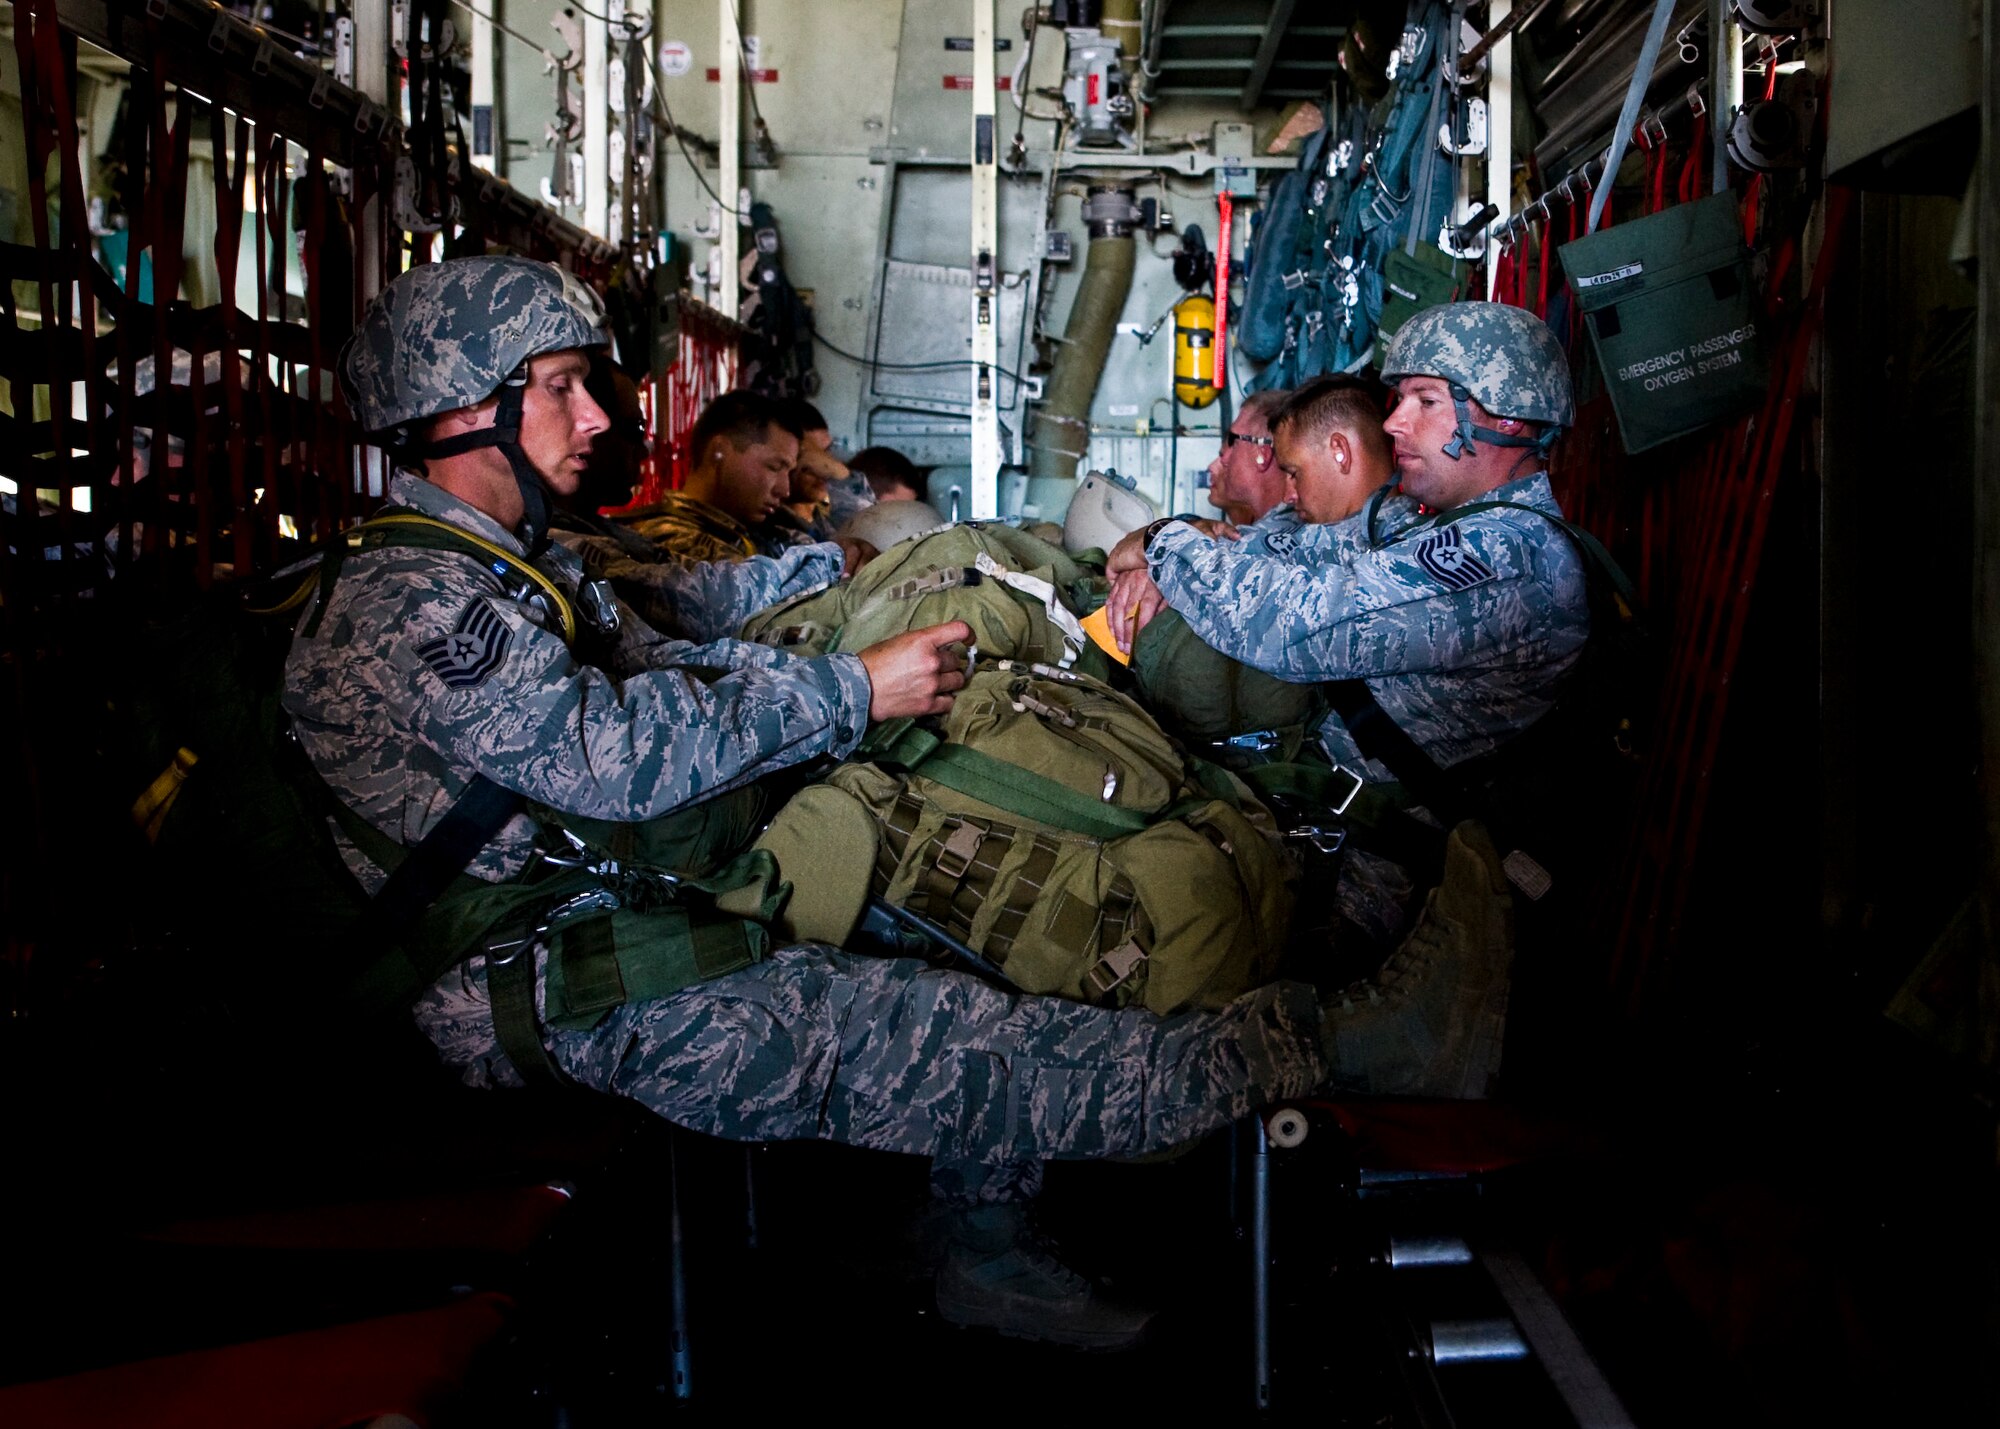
[1172,294,1218,408]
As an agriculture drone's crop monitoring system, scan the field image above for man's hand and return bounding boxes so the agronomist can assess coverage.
[837,537,878,577]
[1104,518,1242,576]
[858,620,971,720]
[1105,528,1152,576]
[1106,568,1168,654]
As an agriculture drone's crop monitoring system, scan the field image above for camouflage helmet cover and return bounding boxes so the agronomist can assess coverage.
[339,256,609,438]
[1380,301,1575,429]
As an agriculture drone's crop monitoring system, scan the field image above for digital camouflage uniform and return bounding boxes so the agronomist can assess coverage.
[551,507,842,644]
[1150,303,1588,942]
[622,489,762,564]
[286,472,1325,1204]
[1149,471,1588,780]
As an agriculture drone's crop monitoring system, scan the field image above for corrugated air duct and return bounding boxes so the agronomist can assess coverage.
[1028,186,1138,500]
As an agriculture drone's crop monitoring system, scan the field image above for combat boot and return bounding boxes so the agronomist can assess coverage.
[1321,821,1514,1098]
[934,1204,1157,1350]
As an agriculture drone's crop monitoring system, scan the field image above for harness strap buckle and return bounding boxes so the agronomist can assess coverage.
[1082,939,1148,1000]
[932,822,986,882]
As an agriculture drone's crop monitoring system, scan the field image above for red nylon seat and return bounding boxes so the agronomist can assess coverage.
[0,1292,513,1429]
[144,1182,573,1256]
[1306,1097,1585,1175]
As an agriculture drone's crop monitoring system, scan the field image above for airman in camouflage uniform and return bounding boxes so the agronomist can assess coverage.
[1111,301,1586,1096]
[548,358,845,642]
[289,256,1325,1350]
[1138,302,1589,781]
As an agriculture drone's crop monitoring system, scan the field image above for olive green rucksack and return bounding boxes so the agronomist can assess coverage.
[757,662,1296,1014]
[740,523,1111,680]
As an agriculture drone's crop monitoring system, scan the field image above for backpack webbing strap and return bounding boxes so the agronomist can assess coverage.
[486,935,571,1088]
[915,744,1152,841]
[912,816,1016,949]
[987,835,1060,961]
[862,721,1153,839]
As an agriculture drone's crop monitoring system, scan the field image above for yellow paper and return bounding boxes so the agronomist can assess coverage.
[1081,605,1133,666]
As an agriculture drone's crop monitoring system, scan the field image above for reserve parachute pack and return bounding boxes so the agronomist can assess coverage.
[740,522,1111,679]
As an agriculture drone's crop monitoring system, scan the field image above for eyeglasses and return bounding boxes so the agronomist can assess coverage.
[1222,431,1274,451]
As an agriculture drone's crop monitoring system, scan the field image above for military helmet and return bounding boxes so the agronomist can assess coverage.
[839,498,949,551]
[1380,301,1574,430]
[1062,469,1158,556]
[339,256,608,439]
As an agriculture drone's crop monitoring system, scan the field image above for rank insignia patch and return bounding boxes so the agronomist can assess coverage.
[1264,530,1298,557]
[416,598,511,690]
[1415,527,1496,591]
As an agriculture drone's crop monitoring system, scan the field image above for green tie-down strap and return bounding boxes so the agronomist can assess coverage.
[861,718,1153,841]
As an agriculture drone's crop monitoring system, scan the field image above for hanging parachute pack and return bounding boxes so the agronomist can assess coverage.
[121,512,780,1073]
[1323,0,1460,376]
[739,522,1111,679]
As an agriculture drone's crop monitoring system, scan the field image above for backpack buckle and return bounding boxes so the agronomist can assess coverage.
[932,822,986,881]
[1285,825,1347,856]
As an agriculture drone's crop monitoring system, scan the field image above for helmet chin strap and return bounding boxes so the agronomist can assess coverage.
[406,376,554,557]
[1439,381,1560,461]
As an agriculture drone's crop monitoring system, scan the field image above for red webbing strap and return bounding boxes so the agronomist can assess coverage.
[110,62,152,581]
[144,63,193,567]
[209,104,253,577]
[1646,137,1669,215]
[1677,112,1708,204]
[299,142,329,541]
[252,127,284,559]
[9,0,99,604]
[1533,218,1551,318]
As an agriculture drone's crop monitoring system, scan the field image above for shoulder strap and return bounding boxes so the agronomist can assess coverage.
[322,770,528,942]
[1431,498,1640,612]
[1327,502,1637,820]
[291,507,578,644]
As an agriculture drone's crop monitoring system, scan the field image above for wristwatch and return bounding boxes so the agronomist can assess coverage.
[1140,516,1185,553]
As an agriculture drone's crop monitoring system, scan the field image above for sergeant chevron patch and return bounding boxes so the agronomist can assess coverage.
[415,598,511,690]
[1415,528,1496,591]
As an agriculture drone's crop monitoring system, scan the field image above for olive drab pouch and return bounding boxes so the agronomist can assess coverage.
[738,523,1110,680]
[1558,190,1767,453]
[1377,243,1468,350]
[1130,608,1326,768]
[784,663,1295,1014]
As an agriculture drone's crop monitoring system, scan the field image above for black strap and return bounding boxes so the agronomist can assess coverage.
[1331,495,1644,823]
[359,773,527,938]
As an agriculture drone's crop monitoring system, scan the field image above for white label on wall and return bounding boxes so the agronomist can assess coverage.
[659,40,692,77]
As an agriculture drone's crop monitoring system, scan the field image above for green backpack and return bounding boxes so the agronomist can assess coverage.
[758,661,1296,1014]
[740,523,1111,680]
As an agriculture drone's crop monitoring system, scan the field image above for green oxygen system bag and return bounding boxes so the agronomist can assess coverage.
[1559,190,1767,453]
